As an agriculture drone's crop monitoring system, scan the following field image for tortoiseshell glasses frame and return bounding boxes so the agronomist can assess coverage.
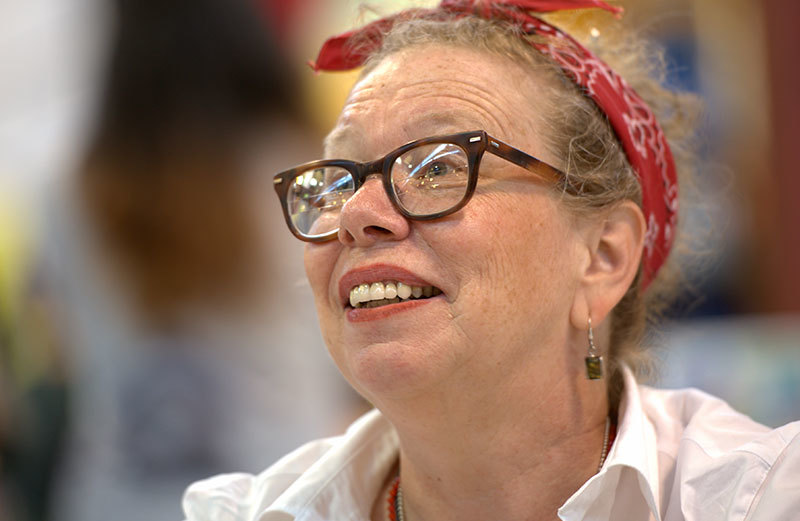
[272,130,572,242]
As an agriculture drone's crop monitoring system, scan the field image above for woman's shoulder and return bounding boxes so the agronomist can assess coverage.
[637,384,800,519]
[181,409,397,521]
[181,436,340,521]
[638,384,800,456]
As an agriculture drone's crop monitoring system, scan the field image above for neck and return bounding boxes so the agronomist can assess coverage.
[375,362,609,521]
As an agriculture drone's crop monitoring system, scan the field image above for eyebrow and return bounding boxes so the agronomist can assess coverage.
[403,112,489,138]
[323,111,494,160]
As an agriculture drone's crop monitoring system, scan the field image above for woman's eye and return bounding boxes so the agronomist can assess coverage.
[423,161,450,177]
[395,144,468,190]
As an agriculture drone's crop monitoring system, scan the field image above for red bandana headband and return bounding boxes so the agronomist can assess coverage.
[311,0,677,290]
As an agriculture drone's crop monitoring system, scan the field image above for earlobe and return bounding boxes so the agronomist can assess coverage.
[570,201,646,328]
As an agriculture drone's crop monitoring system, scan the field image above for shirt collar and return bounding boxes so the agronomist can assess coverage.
[558,364,661,521]
[264,410,399,521]
[261,365,661,521]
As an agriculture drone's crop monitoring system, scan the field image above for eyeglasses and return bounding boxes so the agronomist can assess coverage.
[272,130,570,242]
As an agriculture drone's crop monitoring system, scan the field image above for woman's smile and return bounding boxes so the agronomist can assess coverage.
[338,263,445,322]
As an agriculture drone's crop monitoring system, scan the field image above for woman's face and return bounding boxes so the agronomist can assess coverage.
[304,45,589,405]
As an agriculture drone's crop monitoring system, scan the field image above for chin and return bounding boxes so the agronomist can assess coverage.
[341,336,454,401]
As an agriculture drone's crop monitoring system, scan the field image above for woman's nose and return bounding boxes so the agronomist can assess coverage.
[338,175,410,247]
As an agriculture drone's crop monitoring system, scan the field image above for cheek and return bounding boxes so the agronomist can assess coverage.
[304,242,350,366]
[304,241,335,285]
[450,193,568,269]
[433,193,579,329]
[303,242,341,322]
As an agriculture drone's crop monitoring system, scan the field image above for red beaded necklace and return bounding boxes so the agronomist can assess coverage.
[387,478,403,521]
[388,420,617,520]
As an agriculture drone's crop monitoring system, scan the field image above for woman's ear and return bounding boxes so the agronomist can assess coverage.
[570,200,645,329]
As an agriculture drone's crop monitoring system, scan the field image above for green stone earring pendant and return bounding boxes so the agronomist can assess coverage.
[585,317,604,380]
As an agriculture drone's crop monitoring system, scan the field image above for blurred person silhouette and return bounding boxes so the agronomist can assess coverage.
[33,1,363,521]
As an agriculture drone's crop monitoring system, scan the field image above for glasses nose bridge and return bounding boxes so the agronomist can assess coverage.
[360,156,387,179]
[351,156,391,193]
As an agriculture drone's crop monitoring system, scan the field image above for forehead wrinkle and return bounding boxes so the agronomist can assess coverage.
[324,48,552,162]
[395,93,507,140]
[323,79,396,159]
[390,78,522,140]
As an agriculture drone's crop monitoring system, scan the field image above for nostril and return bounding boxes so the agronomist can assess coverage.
[339,224,396,247]
[364,225,393,236]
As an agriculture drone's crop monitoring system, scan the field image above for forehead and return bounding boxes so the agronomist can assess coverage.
[325,44,553,159]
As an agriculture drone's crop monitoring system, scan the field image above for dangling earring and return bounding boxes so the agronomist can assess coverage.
[585,317,604,380]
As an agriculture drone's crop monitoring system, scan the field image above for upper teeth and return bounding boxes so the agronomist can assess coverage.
[349,281,440,307]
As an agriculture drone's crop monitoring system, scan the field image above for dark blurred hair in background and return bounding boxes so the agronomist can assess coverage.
[80,0,304,325]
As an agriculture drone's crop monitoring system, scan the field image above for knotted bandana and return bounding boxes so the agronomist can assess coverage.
[311,0,677,290]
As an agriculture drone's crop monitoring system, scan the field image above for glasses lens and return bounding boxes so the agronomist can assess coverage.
[391,143,470,216]
[287,166,354,238]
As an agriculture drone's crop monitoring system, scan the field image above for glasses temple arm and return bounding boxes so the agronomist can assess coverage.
[485,135,571,189]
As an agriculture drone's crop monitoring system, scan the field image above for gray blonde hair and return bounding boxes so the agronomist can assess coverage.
[357,13,702,409]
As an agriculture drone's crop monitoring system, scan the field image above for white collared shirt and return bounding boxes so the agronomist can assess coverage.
[182,366,800,521]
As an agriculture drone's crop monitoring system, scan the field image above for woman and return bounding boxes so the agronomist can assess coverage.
[183,1,800,519]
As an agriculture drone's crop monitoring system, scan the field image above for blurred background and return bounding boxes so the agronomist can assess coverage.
[0,0,798,520]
